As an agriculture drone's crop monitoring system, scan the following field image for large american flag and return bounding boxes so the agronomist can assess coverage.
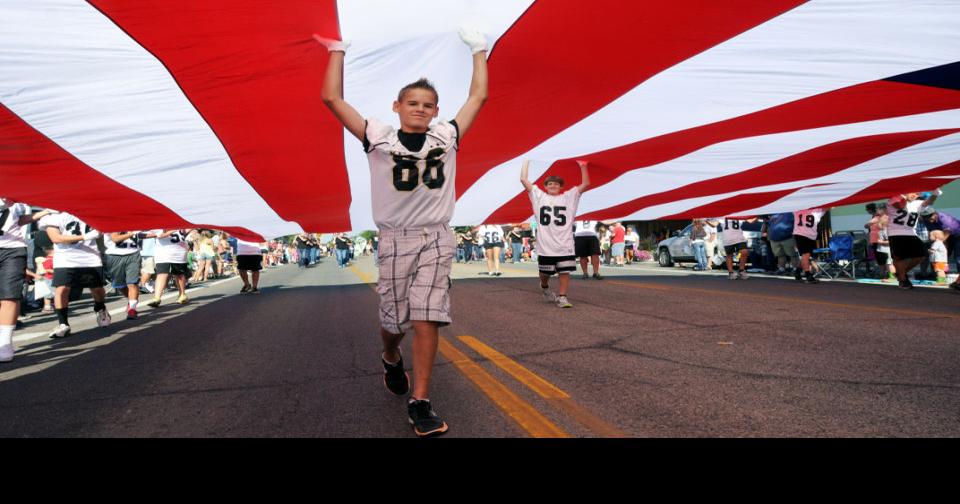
[2,0,958,240]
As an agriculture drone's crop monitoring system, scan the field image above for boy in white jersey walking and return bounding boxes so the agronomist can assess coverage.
[792,208,827,284]
[235,238,264,294]
[574,220,603,279]
[106,230,154,319]
[39,211,111,338]
[478,224,504,276]
[0,199,51,362]
[887,189,941,289]
[719,217,756,280]
[147,229,194,307]
[318,27,488,437]
[522,160,590,308]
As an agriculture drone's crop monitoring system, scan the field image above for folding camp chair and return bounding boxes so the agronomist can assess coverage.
[822,234,857,279]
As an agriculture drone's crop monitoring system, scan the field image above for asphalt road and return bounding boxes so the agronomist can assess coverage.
[1,256,958,437]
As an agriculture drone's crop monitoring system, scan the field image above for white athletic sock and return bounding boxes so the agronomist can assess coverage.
[0,325,14,347]
[129,300,139,310]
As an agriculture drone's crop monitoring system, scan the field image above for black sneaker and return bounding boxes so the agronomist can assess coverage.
[592,273,603,280]
[250,287,260,294]
[949,282,960,292]
[804,274,819,284]
[794,268,803,282]
[407,399,448,438]
[240,285,251,294]
[898,280,914,290]
[382,353,410,396]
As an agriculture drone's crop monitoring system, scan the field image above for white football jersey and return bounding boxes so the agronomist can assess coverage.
[236,239,262,256]
[573,220,598,237]
[105,232,142,256]
[365,118,458,230]
[153,229,189,264]
[530,186,580,257]
[0,202,29,249]
[886,198,924,237]
[39,212,103,268]
[720,218,747,245]
[793,208,825,240]
[479,225,504,245]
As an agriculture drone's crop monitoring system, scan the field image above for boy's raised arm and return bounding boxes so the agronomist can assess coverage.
[576,160,590,193]
[453,28,489,139]
[316,35,366,142]
[520,160,535,193]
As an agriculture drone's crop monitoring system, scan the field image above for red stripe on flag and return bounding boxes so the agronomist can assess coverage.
[0,104,262,240]
[89,0,350,232]
[486,81,960,223]
[657,189,802,221]
[456,0,805,196]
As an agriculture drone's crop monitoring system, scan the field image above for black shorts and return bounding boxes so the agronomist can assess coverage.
[889,235,925,260]
[574,236,601,258]
[794,235,817,255]
[53,267,105,288]
[0,248,27,300]
[156,262,190,276]
[538,255,577,276]
[483,242,504,250]
[237,255,263,271]
[724,242,747,256]
[625,243,635,251]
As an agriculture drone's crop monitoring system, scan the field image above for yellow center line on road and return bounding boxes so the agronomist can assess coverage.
[458,336,630,438]
[605,279,960,320]
[459,337,569,399]
[437,338,570,438]
[347,262,570,438]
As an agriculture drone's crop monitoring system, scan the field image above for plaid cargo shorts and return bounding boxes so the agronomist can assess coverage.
[377,224,455,334]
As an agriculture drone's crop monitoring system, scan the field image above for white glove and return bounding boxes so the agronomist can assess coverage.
[313,34,350,53]
[458,27,487,54]
[934,187,944,196]
[82,230,101,241]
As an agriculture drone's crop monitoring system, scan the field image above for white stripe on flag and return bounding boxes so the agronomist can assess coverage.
[0,0,302,238]
[338,0,533,231]
[454,0,960,225]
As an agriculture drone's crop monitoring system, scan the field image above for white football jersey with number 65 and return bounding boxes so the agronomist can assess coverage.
[529,186,581,257]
